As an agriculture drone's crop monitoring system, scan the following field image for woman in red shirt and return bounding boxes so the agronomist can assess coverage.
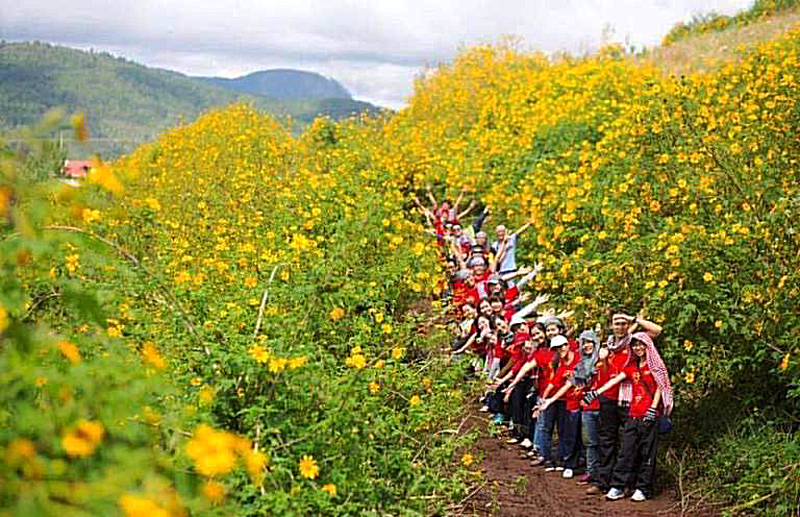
[536,334,581,477]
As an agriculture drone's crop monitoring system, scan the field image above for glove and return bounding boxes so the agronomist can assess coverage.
[583,390,598,405]
[644,407,658,423]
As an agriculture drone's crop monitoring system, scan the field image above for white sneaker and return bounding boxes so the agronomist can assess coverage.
[555,466,564,471]
[631,489,646,502]
[479,405,490,412]
[506,437,519,444]
[562,468,573,479]
[606,487,625,501]
[519,438,532,449]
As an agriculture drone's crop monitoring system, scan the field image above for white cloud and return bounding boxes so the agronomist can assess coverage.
[0,0,754,107]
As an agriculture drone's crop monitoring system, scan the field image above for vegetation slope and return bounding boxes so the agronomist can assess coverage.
[0,42,382,157]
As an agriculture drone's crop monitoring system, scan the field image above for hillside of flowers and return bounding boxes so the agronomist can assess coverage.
[2,21,800,517]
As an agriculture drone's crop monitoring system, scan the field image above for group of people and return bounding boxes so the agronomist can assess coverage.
[415,188,674,502]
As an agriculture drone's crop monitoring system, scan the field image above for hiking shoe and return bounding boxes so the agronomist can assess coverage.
[555,465,564,472]
[479,405,490,413]
[606,488,625,501]
[631,489,647,502]
[544,463,558,472]
[577,472,591,485]
[506,437,519,444]
[562,468,574,479]
[519,438,532,449]
[585,484,603,495]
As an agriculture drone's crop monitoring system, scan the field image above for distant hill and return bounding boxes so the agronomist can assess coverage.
[199,69,352,101]
[0,42,383,157]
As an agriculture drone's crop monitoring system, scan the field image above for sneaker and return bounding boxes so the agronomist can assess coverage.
[577,472,591,485]
[631,489,647,502]
[506,437,519,444]
[555,465,564,471]
[519,438,532,449]
[606,488,625,501]
[479,405,490,413]
[562,468,574,479]
[544,463,558,472]
[585,484,603,495]
[530,456,546,467]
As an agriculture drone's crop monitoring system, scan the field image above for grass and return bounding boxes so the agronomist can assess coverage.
[641,7,800,77]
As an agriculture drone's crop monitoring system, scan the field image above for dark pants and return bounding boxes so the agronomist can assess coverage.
[558,409,582,469]
[509,378,533,438]
[611,417,659,495]
[594,397,628,489]
[488,381,508,415]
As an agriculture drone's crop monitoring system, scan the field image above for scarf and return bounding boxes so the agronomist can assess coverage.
[624,332,674,416]
[572,330,600,388]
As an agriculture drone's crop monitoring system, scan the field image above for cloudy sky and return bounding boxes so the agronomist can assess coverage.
[1,0,754,108]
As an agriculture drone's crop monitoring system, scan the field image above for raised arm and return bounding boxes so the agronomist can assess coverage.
[458,200,476,220]
[513,219,535,237]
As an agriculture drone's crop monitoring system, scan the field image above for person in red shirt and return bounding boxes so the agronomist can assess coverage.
[587,332,673,502]
[536,334,581,477]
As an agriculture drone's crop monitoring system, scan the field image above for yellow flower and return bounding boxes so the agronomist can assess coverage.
[119,495,171,517]
[243,449,269,482]
[409,395,421,407]
[57,341,81,364]
[141,342,166,369]
[374,312,384,323]
[269,357,288,373]
[461,453,474,466]
[330,307,345,320]
[683,340,694,352]
[145,197,162,211]
[62,419,104,457]
[298,455,320,479]
[0,305,8,332]
[374,359,385,368]
[703,272,714,282]
[244,276,257,288]
[288,356,308,369]
[684,371,696,384]
[250,345,270,363]
[202,481,225,504]
[199,386,215,406]
[65,253,80,274]
[714,320,723,329]
[391,348,404,360]
[369,381,380,394]
[347,354,367,369]
[185,424,237,476]
[321,483,337,497]
[780,353,790,371]
[381,323,393,335]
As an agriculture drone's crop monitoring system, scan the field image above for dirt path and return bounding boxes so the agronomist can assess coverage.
[453,406,713,517]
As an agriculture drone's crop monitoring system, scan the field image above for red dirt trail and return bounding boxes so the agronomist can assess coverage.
[451,407,716,517]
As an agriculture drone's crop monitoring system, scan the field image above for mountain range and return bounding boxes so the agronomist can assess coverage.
[0,41,383,157]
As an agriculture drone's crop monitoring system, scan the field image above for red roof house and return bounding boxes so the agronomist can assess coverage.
[61,160,93,178]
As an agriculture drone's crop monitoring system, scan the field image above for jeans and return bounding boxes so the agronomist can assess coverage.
[533,402,556,461]
[558,408,582,469]
[582,410,600,477]
[611,417,659,495]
